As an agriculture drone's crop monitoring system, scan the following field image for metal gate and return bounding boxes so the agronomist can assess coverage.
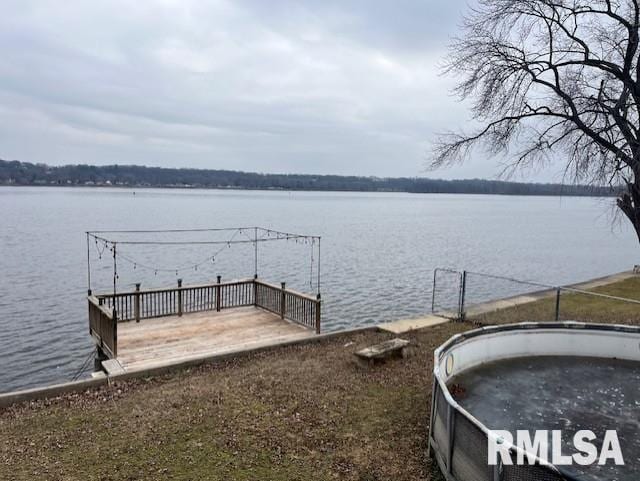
[431,268,464,319]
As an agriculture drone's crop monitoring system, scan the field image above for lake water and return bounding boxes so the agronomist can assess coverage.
[0,187,637,393]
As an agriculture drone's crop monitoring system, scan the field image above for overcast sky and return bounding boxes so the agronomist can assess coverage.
[0,0,561,180]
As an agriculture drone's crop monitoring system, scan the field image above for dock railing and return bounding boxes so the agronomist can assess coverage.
[254,280,320,332]
[91,278,321,358]
[88,295,117,358]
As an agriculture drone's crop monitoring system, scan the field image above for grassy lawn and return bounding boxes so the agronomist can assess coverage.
[1,276,639,481]
[469,276,640,326]
[0,323,464,481]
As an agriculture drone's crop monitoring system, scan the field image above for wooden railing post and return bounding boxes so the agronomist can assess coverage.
[315,293,321,334]
[216,275,222,311]
[280,282,286,319]
[253,278,258,306]
[177,278,183,317]
[134,283,141,322]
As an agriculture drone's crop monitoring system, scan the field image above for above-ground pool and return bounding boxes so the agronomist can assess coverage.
[429,322,640,481]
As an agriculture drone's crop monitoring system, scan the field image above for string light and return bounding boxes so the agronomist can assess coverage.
[94,229,245,274]
[87,227,321,293]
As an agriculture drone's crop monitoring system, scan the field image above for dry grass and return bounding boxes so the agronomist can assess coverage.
[1,276,639,481]
[470,276,640,326]
[0,323,466,481]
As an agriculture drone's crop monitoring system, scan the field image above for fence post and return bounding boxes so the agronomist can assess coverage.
[555,287,561,321]
[431,270,438,313]
[216,275,222,311]
[315,293,321,334]
[134,283,141,322]
[280,282,286,319]
[177,278,183,317]
[459,270,467,321]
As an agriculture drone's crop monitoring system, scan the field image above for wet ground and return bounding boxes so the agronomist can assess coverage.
[450,356,640,481]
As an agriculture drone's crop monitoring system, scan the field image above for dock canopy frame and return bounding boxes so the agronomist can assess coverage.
[86,227,321,298]
[85,227,322,361]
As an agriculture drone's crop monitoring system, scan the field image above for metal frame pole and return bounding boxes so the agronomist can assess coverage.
[254,226,258,279]
[112,242,117,299]
[317,237,321,297]
[86,232,91,295]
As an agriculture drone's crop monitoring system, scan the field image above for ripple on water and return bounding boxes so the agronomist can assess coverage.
[0,188,636,392]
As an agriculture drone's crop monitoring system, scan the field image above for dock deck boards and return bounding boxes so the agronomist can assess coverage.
[115,306,313,373]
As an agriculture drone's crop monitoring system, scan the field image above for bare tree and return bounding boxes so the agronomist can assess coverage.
[434,0,640,242]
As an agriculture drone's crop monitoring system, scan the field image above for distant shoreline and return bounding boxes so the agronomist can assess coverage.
[0,183,620,198]
[0,158,618,197]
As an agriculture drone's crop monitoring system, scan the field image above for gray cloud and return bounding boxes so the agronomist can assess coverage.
[0,0,555,179]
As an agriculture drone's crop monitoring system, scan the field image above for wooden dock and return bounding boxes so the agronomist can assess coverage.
[115,306,312,372]
[88,278,321,374]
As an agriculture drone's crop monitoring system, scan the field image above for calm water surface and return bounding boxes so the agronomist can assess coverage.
[0,187,637,392]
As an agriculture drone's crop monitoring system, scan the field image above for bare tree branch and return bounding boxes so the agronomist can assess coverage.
[432,0,640,242]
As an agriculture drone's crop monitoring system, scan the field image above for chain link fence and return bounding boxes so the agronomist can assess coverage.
[431,269,640,325]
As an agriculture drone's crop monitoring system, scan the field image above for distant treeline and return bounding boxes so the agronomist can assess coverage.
[0,159,617,196]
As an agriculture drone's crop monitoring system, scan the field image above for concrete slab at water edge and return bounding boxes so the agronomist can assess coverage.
[378,315,449,334]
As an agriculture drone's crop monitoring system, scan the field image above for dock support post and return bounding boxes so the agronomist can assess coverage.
[315,293,321,334]
[94,346,108,372]
[555,287,561,321]
[280,282,286,319]
[177,279,183,317]
[216,275,221,311]
[134,283,141,322]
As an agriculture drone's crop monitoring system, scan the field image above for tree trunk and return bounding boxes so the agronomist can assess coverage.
[617,181,640,245]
